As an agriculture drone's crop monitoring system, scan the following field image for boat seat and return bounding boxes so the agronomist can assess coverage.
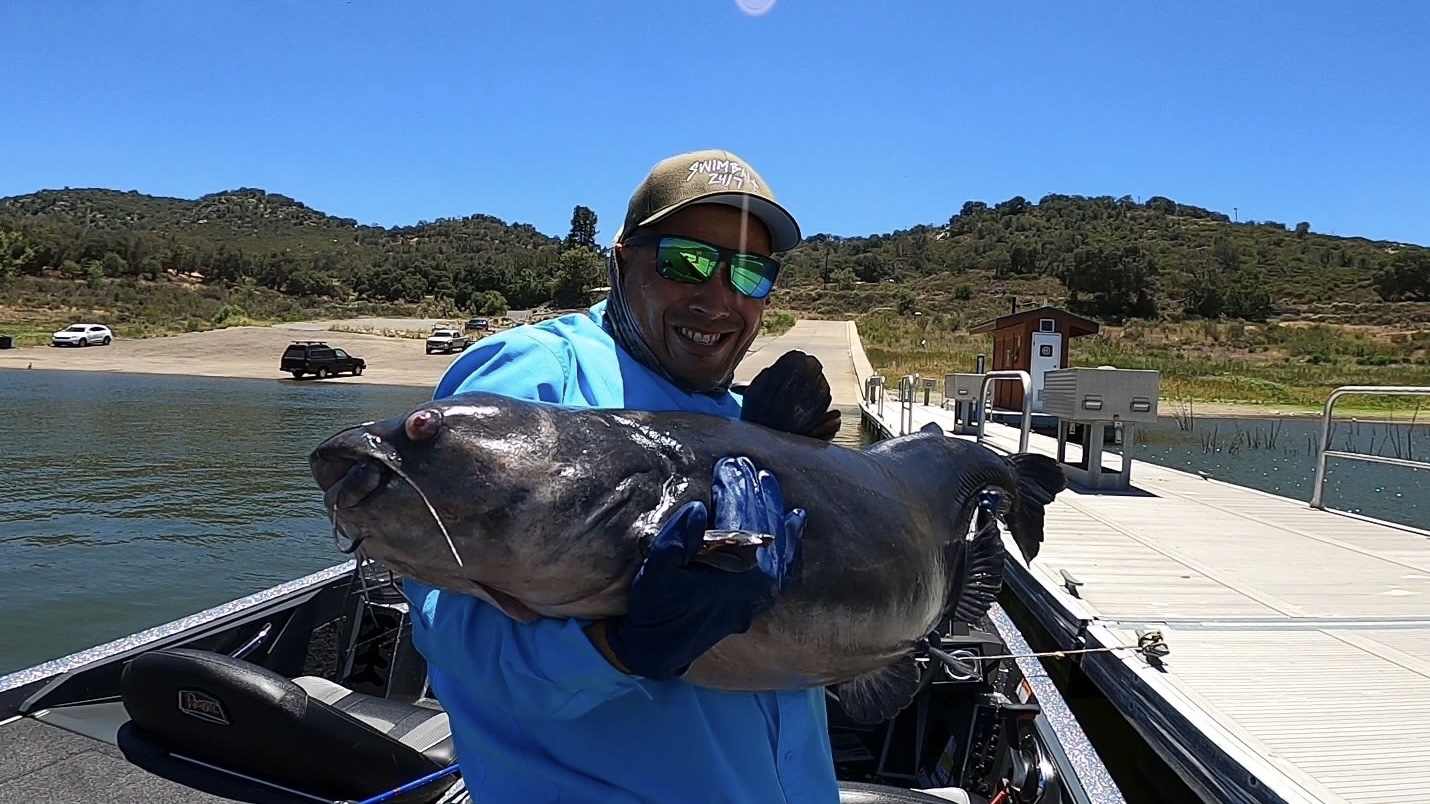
[839,780,980,803]
[119,646,457,804]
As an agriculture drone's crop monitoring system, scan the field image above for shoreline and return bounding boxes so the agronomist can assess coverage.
[4,322,1426,424]
[0,322,459,390]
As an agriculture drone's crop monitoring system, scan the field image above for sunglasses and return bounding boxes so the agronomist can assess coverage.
[622,234,781,300]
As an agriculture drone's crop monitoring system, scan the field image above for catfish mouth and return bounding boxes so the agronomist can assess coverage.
[322,457,393,513]
[310,437,542,623]
[309,433,465,571]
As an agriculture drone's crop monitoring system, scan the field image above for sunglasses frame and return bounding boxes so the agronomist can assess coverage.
[620,233,782,300]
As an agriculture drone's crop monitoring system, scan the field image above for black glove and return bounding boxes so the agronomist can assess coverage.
[605,456,807,681]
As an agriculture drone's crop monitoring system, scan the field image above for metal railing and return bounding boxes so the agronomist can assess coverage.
[898,375,918,436]
[976,370,1033,453]
[864,375,886,420]
[1310,385,1430,510]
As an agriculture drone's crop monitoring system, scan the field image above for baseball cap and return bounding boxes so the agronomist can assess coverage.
[619,149,802,253]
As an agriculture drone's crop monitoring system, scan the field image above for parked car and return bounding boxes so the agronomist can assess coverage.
[280,341,366,379]
[426,328,471,354]
[465,318,490,331]
[52,323,113,347]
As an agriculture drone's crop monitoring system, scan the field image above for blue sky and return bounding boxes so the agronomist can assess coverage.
[5,1,1428,247]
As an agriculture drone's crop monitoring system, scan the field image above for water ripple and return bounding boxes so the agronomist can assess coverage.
[0,369,432,673]
[1121,416,1428,530]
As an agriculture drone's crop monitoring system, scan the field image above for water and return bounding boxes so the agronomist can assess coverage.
[0,369,434,674]
[1111,414,1430,530]
[0,375,871,676]
[4,368,1421,678]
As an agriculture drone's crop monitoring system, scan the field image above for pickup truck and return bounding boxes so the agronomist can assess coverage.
[280,341,366,379]
[426,328,471,355]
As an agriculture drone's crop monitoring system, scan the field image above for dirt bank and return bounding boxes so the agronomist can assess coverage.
[1,321,1417,425]
[0,321,464,388]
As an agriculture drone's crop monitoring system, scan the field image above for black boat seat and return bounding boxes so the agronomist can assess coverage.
[120,647,457,803]
[839,781,979,803]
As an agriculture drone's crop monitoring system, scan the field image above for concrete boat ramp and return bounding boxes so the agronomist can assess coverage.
[757,320,1430,804]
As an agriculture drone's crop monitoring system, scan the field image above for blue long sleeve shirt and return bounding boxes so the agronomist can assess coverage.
[404,301,840,804]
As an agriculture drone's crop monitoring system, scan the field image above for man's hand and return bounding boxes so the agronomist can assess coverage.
[596,456,807,681]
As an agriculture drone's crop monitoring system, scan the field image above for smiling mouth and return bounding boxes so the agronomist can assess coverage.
[676,326,731,349]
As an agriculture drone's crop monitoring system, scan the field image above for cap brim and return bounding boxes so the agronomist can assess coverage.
[636,192,802,253]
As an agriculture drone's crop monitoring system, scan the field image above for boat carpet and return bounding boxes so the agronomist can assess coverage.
[0,715,303,804]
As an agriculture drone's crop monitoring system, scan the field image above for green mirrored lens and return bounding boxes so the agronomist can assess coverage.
[729,256,775,297]
[648,236,778,299]
[658,239,720,283]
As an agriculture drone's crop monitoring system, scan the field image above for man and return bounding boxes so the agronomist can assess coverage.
[404,149,841,803]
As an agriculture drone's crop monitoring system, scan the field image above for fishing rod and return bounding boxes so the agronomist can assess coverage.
[334,763,462,804]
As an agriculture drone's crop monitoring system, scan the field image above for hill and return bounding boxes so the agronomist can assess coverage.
[4,186,1429,332]
[774,194,1430,328]
[0,187,577,312]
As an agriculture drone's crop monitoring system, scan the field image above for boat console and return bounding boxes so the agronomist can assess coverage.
[0,559,1111,804]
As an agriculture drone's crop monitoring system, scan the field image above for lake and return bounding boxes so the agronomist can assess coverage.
[2,370,1425,676]
[1112,413,1429,529]
[1,369,434,675]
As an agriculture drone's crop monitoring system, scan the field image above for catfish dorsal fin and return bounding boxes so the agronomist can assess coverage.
[831,655,922,725]
[739,350,840,441]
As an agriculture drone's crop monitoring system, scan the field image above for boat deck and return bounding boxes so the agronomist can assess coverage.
[862,399,1430,804]
[0,713,297,804]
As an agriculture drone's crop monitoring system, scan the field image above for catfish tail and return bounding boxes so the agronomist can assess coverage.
[945,450,1066,626]
[1002,452,1066,562]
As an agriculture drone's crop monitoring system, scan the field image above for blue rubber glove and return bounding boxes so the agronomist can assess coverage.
[605,456,807,681]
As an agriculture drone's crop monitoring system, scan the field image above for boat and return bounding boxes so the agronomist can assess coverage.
[1,553,1123,804]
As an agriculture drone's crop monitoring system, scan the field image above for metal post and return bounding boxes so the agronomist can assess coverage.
[975,370,1033,453]
[898,375,917,436]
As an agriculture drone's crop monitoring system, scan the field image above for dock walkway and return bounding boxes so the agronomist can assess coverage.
[860,393,1430,804]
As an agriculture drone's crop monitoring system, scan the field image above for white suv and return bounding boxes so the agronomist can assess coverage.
[52,324,113,347]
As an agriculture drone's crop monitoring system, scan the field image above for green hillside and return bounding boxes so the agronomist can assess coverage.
[3,186,1429,409]
[774,194,1430,327]
[5,186,1428,324]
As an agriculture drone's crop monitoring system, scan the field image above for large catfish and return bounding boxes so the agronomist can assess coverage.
[309,351,1065,723]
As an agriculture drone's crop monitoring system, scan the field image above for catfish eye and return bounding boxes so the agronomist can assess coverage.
[405,408,442,442]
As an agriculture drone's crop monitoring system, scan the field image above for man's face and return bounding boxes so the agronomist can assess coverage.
[615,204,772,391]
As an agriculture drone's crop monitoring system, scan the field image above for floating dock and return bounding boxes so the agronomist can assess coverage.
[858,386,1430,804]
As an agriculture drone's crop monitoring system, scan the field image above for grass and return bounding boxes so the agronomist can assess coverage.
[856,309,1430,413]
[8,274,1427,415]
[761,310,797,338]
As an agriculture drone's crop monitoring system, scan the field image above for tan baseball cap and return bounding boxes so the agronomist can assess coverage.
[620,149,802,253]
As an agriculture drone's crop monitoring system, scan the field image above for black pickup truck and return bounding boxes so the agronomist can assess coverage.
[280,341,366,379]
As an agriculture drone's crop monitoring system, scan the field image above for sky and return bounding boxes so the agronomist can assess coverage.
[4,0,1429,247]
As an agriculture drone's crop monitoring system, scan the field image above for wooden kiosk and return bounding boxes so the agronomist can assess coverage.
[967,305,1101,414]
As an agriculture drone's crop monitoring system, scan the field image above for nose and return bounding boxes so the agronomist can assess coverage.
[687,261,738,319]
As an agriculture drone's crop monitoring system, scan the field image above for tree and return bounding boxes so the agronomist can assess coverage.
[1373,251,1430,301]
[566,205,599,252]
[550,247,605,308]
[0,229,35,279]
[1061,243,1158,320]
[1223,265,1273,321]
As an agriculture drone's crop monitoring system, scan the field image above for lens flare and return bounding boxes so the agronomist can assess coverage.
[735,0,776,16]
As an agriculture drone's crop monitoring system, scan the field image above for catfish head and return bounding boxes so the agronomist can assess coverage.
[308,392,693,621]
